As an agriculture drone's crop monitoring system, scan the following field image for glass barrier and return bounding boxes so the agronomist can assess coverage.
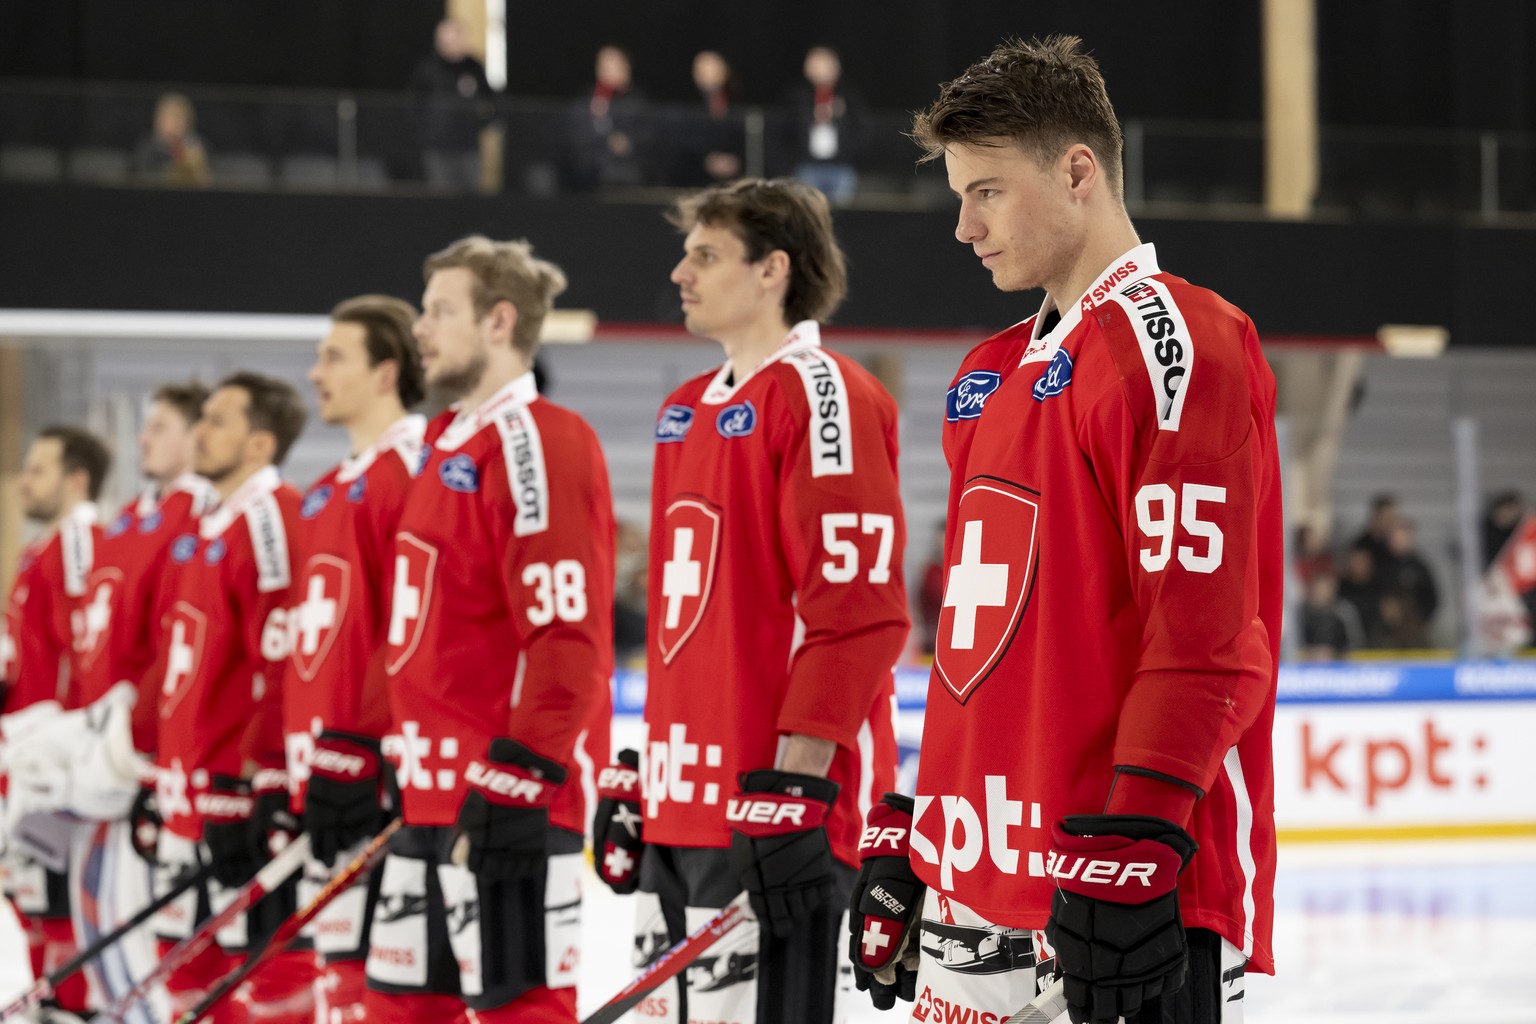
[5,80,1536,218]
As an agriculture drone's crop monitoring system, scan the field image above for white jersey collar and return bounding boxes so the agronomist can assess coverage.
[200,465,282,539]
[702,320,823,404]
[1018,242,1161,367]
[138,473,216,517]
[438,372,538,449]
[337,413,428,483]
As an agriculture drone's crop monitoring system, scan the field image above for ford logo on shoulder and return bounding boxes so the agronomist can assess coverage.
[1032,348,1074,401]
[106,512,132,539]
[347,476,367,503]
[655,405,695,444]
[716,401,758,439]
[138,509,164,534]
[946,370,1001,422]
[170,534,198,563]
[439,453,480,493]
[301,485,333,519]
[204,537,228,565]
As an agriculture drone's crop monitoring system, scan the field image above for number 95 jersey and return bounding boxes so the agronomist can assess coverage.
[643,321,909,866]
[916,244,1283,973]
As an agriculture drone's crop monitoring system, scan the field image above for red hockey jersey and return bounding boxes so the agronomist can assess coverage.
[283,415,425,804]
[1,504,98,711]
[76,476,218,748]
[642,321,908,866]
[912,244,1282,972]
[153,467,301,839]
[385,374,613,835]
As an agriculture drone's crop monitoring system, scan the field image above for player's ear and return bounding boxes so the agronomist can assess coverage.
[490,300,519,348]
[1065,144,1097,197]
[248,429,277,466]
[759,249,791,290]
[375,358,400,397]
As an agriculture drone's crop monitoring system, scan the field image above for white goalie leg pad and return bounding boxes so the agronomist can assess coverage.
[677,902,759,1024]
[68,683,143,822]
[151,832,202,941]
[910,890,1041,1024]
[364,852,431,990]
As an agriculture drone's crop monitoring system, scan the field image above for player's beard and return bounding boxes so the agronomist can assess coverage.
[428,346,489,405]
[196,450,243,486]
[21,488,62,524]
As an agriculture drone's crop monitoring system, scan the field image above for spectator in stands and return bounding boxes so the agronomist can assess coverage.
[409,18,494,191]
[134,92,210,187]
[785,46,864,205]
[1482,489,1527,569]
[1379,517,1439,648]
[563,45,651,190]
[614,519,648,666]
[1338,545,1387,647]
[1292,522,1336,587]
[1298,570,1363,661]
[1351,492,1400,579]
[668,50,744,187]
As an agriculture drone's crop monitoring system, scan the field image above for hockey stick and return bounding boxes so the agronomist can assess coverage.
[581,892,751,1024]
[170,818,401,1024]
[1003,976,1069,1024]
[95,832,313,1023]
[0,862,214,1021]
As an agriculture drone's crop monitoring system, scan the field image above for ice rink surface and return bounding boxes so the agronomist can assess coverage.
[1,837,1530,1021]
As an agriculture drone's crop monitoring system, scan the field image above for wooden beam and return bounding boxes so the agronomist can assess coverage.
[1263,0,1318,218]
[0,346,23,591]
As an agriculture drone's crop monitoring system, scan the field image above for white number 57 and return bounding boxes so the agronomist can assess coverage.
[1135,483,1226,573]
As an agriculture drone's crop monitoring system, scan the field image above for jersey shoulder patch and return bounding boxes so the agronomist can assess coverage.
[59,519,94,598]
[493,401,550,537]
[244,492,292,593]
[780,348,854,478]
[1105,276,1194,432]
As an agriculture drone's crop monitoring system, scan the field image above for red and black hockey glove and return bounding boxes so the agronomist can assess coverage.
[198,775,259,889]
[454,737,566,880]
[592,748,644,894]
[304,730,388,866]
[848,793,923,1010]
[1044,814,1198,1024]
[727,769,840,939]
[250,760,299,860]
[128,782,161,866]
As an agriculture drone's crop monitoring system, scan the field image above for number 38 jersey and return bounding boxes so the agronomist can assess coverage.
[915,244,1283,973]
[385,373,613,835]
[643,321,909,866]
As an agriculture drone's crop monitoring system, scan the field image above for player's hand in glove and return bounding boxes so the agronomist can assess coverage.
[129,782,162,866]
[198,776,260,889]
[848,793,923,1010]
[592,748,644,894]
[250,761,299,859]
[304,730,387,866]
[454,738,565,879]
[1044,814,1198,1024]
[727,769,840,938]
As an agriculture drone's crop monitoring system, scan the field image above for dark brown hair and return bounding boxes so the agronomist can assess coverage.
[330,294,425,408]
[38,424,112,500]
[151,380,210,426]
[422,236,567,358]
[216,371,307,466]
[668,177,848,325]
[912,35,1124,198]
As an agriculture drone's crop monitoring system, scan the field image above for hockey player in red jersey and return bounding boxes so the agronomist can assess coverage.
[590,178,909,1024]
[363,237,614,1024]
[0,425,111,1016]
[149,372,312,1023]
[847,38,1283,1024]
[285,295,425,1024]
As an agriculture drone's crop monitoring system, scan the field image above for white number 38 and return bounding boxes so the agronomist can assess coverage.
[1135,483,1226,574]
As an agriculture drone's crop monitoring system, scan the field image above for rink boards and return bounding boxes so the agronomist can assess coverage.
[610,660,1536,842]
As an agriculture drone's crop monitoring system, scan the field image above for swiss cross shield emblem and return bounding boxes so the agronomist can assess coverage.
[656,497,722,664]
[385,532,438,676]
[160,601,208,718]
[290,555,351,682]
[72,567,123,670]
[933,478,1040,703]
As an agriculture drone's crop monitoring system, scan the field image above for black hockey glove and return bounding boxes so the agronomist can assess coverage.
[1044,814,1198,1024]
[129,782,161,866]
[727,769,840,939]
[592,748,644,894]
[848,793,923,1010]
[304,731,388,866]
[250,761,299,860]
[454,738,566,880]
[198,775,260,889]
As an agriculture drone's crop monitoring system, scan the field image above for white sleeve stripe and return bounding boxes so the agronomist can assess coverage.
[246,494,291,593]
[1112,279,1194,432]
[496,406,550,537]
[785,349,854,477]
[1223,745,1258,959]
[61,519,92,597]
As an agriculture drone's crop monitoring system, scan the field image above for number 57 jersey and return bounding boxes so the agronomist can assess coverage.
[916,244,1283,973]
[384,373,614,836]
[643,321,909,866]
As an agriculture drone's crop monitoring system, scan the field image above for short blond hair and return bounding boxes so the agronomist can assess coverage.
[422,236,568,357]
